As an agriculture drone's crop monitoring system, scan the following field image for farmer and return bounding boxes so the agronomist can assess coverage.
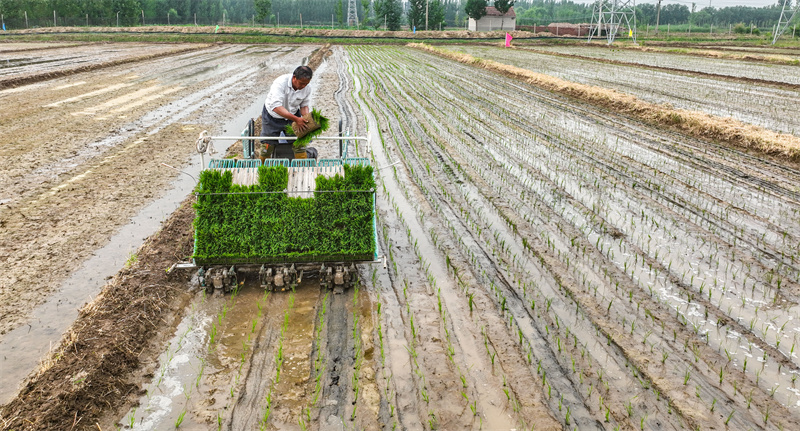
[261,65,313,159]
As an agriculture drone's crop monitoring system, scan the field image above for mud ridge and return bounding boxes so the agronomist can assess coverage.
[0,197,196,431]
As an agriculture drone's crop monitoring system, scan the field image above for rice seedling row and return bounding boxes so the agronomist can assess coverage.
[350,48,570,429]
[528,45,800,86]
[354,45,652,430]
[449,45,800,137]
[347,45,800,429]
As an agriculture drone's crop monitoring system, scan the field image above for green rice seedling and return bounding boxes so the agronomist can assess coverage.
[175,410,186,428]
[725,409,735,425]
[770,385,779,397]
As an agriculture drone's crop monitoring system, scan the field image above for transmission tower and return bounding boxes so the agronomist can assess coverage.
[589,0,637,44]
[773,0,799,44]
[347,0,359,27]
[587,0,608,42]
[606,0,637,44]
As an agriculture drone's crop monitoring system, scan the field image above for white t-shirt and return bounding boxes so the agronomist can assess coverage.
[264,73,312,119]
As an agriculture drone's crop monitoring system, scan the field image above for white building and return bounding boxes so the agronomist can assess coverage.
[468,6,516,31]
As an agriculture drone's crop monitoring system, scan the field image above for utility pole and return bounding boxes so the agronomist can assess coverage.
[426,0,429,31]
[655,0,662,33]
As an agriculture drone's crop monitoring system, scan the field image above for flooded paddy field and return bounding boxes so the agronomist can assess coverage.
[451,45,800,137]
[1,41,800,431]
[530,44,800,86]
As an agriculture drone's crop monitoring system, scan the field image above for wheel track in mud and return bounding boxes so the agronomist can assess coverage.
[348,45,800,430]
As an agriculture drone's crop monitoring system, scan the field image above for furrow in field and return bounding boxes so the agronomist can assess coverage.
[444,46,799,138]
[349,45,800,429]
[531,45,800,86]
[351,48,556,430]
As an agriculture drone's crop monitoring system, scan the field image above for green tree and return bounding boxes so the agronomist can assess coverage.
[360,0,371,27]
[494,0,513,15]
[112,0,141,26]
[335,0,342,25]
[373,0,402,30]
[429,0,445,29]
[494,0,513,29]
[465,0,487,21]
[254,0,271,21]
[407,0,424,29]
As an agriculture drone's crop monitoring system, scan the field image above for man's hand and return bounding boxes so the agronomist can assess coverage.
[294,115,308,131]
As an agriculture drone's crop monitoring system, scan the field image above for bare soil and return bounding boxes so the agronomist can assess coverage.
[0,197,196,430]
[0,42,323,338]
[2,40,800,431]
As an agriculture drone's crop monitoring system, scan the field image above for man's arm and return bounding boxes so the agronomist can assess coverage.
[272,106,304,124]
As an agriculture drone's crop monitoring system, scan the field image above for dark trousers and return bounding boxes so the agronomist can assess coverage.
[261,105,299,159]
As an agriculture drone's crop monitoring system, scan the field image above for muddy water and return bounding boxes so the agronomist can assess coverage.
[123,282,270,430]
[0,100,259,404]
[123,278,328,430]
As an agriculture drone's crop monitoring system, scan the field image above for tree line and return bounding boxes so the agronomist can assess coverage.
[0,0,796,30]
